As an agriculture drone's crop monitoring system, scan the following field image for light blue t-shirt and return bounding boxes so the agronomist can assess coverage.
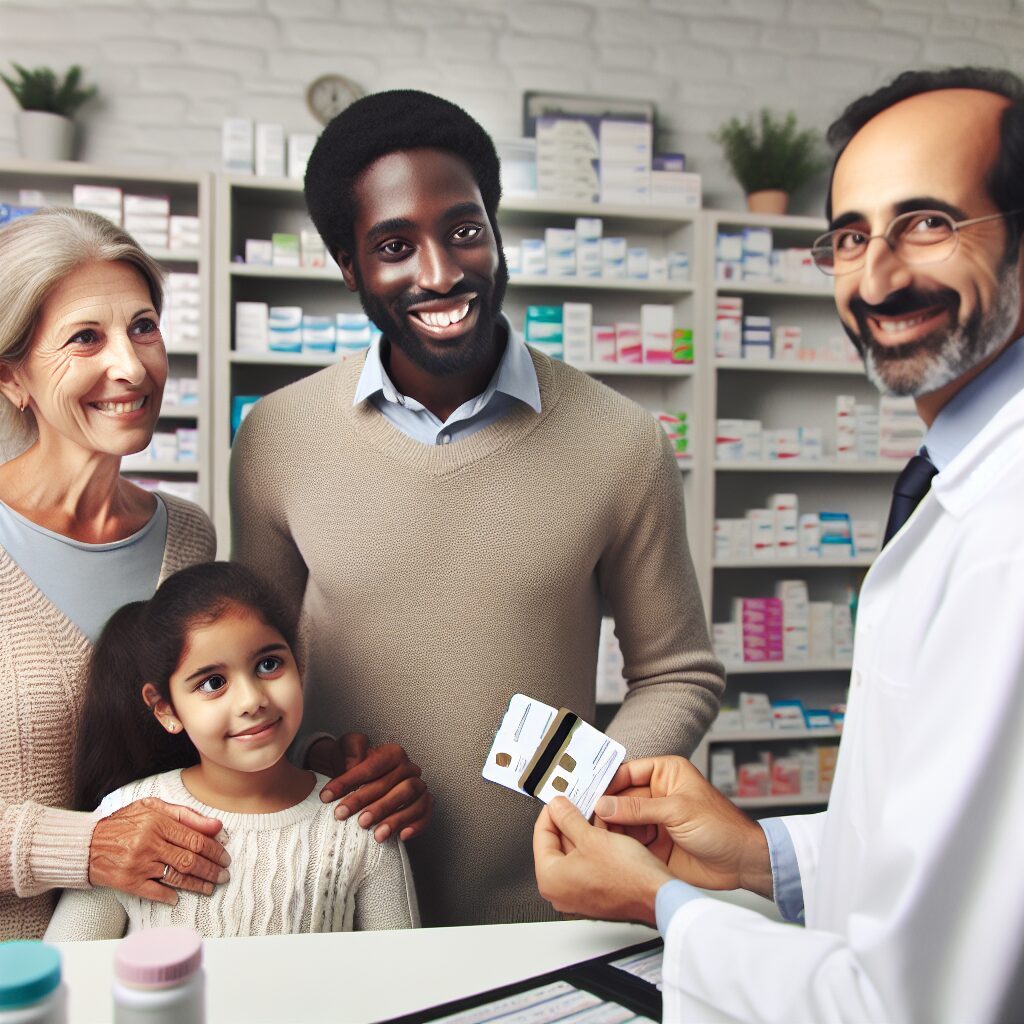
[0,494,168,643]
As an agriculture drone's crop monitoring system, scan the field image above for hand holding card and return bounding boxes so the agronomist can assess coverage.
[482,694,626,819]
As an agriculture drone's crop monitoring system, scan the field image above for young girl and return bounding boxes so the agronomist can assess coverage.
[44,561,419,940]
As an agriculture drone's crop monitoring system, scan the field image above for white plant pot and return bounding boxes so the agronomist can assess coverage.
[16,110,75,162]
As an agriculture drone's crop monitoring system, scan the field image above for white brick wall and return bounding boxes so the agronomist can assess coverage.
[2,0,1024,209]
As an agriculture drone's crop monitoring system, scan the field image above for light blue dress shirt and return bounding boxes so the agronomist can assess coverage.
[352,314,541,445]
[922,335,1024,470]
[658,337,1024,938]
[0,494,168,643]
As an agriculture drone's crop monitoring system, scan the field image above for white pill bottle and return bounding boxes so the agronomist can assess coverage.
[0,942,66,1023]
[112,927,205,1024]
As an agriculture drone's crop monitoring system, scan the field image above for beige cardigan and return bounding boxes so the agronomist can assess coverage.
[0,493,215,940]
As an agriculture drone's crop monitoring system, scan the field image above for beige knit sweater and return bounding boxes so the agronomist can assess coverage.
[0,493,216,940]
[231,349,724,927]
[44,770,418,940]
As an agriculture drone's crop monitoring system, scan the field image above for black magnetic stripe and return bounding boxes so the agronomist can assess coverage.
[522,713,579,796]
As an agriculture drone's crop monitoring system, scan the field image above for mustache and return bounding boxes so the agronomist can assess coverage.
[395,285,479,316]
[849,285,959,321]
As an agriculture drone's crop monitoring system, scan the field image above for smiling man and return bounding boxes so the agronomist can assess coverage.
[532,68,1024,1022]
[229,91,723,927]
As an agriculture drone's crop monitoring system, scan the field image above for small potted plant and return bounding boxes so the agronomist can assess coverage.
[1,63,97,162]
[715,109,825,215]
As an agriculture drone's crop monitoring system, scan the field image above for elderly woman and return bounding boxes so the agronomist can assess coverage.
[0,207,230,940]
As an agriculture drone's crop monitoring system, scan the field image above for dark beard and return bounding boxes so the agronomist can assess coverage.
[354,251,509,378]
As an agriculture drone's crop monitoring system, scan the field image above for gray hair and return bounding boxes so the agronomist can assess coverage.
[0,207,165,460]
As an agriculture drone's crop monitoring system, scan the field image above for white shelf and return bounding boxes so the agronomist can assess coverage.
[714,281,833,298]
[121,461,202,473]
[715,358,864,376]
[509,275,692,294]
[158,405,203,420]
[500,195,698,227]
[708,727,842,743]
[228,263,340,281]
[0,158,208,187]
[724,660,852,675]
[149,248,201,263]
[230,350,342,367]
[164,344,203,357]
[715,556,873,568]
[573,361,695,377]
[715,459,904,473]
[733,792,829,809]
[707,209,827,232]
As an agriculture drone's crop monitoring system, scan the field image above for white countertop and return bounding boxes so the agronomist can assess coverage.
[55,919,660,1023]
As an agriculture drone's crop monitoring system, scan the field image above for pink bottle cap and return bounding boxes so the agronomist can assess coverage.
[114,927,203,989]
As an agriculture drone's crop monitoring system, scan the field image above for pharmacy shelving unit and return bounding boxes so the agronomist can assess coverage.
[0,159,213,512]
[211,182,712,595]
[212,173,357,552]
[690,209,910,811]
[498,195,710,600]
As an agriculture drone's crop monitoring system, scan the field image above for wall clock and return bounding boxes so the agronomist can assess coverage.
[306,74,365,126]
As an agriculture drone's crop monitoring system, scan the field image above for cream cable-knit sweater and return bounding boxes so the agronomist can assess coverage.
[44,770,419,939]
[231,348,724,927]
[0,493,215,940]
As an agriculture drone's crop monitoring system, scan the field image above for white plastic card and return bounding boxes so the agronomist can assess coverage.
[482,693,626,819]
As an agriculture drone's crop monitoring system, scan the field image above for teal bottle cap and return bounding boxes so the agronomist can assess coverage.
[0,941,61,1009]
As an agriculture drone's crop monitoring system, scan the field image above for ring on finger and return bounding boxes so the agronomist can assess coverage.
[162,863,172,881]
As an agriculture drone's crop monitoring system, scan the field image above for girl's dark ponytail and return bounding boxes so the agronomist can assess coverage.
[74,600,198,811]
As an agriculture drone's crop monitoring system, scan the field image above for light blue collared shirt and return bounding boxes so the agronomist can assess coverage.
[924,336,1024,470]
[352,314,541,446]
[654,817,803,938]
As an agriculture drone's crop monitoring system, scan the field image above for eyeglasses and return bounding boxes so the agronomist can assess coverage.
[811,208,1024,276]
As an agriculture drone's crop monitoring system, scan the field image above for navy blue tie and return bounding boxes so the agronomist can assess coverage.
[883,453,938,546]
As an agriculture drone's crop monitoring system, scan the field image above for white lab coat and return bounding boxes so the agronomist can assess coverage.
[664,385,1024,1024]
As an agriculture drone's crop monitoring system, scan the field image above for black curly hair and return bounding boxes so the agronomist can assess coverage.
[304,89,503,260]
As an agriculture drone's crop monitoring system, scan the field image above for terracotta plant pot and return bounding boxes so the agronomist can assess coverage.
[16,110,75,162]
[746,189,789,215]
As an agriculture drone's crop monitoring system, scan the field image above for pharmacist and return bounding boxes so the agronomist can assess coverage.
[534,66,1024,1023]
[231,90,723,928]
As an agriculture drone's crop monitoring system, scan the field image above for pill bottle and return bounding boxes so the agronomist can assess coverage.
[0,941,66,1023]
[112,928,204,1024]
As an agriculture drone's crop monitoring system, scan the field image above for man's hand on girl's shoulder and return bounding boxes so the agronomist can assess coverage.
[308,733,433,842]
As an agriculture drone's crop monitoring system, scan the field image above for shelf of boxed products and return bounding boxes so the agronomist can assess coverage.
[499,195,698,232]
[695,689,843,810]
[0,160,212,513]
[714,358,864,376]
[714,459,904,473]
[722,659,853,675]
[121,461,202,474]
[733,793,829,810]
[509,275,692,296]
[717,281,832,298]
[709,725,842,742]
[715,556,874,568]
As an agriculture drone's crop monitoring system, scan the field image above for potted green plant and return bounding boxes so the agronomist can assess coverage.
[714,109,825,215]
[1,63,97,162]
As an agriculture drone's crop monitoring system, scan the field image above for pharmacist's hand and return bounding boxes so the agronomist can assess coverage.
[89,799,230,906]
[596,756,773,898]
[312,733,432,842]
[534,797,671,926]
